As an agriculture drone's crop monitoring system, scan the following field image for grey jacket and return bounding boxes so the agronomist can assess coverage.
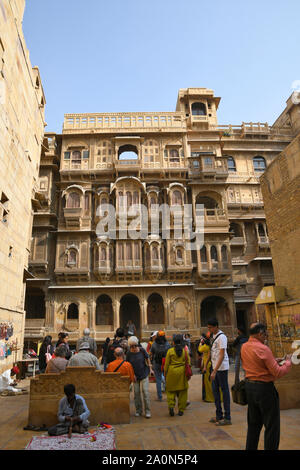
[76,336,97,355]
[68,350,100,369]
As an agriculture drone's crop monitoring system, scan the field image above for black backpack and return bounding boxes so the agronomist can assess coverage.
[106,339,122,364]
[153,343,168,365]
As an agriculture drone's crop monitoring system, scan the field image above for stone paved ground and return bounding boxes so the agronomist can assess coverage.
[0,371,299,450]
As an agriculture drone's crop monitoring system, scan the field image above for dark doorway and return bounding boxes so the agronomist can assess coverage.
[120,294,140,337]
[96,295,113,325]
[147,293,164,325]
[67,303,79,320]
[25,288,46,319]
[200,296,231,327]
[236,309,248,334]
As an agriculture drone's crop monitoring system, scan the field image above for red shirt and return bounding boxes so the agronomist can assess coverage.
[241,337,292,382]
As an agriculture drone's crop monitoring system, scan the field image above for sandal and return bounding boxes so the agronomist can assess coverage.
[23,424,39,431]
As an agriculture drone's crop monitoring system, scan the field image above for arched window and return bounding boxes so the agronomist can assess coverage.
[200,245,207,263]
[100,246,106,261]
[118,144,138,161]
[133,191,139,205]
[126,242,132,260]
[253,156,266,172]
[196,195,218,209]
[227,157,236,172]
[67,249,77,266]
[152,245,159,260]
[191,102,206,116]
[221,245,228,265]
[229,222,243,237]
[67,192,80,208]
[150,196,157,206]
[67,303,79,320]
[135,243,140,260]
[210,246,218,269]
[126,191,132,208]
[172,190,182,205]
[84,193,90,210]
[71,151,81,164]
[145,245,150,264]
[176,248,183,262]
[258,223,266,237]
[170,149,179,162]
[118,243,124,260]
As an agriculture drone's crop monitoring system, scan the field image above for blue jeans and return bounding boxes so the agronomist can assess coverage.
[153,363,165,399]
[212,370,231,421]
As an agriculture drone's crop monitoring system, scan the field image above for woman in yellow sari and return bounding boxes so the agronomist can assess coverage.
[164,334,190,416]
[198,333,215,403]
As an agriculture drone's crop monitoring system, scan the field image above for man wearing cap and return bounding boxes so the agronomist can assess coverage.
[68,342,100,370]
[76,328,97,356]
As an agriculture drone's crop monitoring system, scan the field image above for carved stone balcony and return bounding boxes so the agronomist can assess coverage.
[189,157,228,180]
[93,260,113,281]
[144,259,164,281]
[55,266,90,283]
[28,259,49,276]
[167,263,193,281]
[63,207,83,228]
[187,115,209,129]
[257,236,269,249]
[115,260,143,281]
[230,236,246,246]
[197,261,232,287]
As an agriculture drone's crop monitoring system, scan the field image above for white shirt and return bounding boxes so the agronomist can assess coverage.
[211,330,229,371]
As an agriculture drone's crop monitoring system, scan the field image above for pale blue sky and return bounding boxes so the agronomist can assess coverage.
[23,0,300,133]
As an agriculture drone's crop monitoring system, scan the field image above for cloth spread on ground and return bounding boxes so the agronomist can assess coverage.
[25,427,116,450]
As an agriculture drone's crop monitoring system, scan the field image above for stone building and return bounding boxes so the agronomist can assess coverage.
[0,0,46,373]
[24,87,294,349]
[257,92,300,409]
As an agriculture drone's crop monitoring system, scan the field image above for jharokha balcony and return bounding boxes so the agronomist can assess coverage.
[63,112,186,134]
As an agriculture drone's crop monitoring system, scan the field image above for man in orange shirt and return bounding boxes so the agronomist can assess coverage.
[106,347,135,383]
[241,322,292,450]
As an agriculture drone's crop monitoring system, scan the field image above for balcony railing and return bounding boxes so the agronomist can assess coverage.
[230,236,246,245]
[116,260,142,270]
[63,112,186,133]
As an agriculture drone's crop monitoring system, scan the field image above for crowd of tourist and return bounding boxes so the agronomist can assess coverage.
[35,320,293,450]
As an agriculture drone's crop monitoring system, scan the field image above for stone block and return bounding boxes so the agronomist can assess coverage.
[27,366,130,426]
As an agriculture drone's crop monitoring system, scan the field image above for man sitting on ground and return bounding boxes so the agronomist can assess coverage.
[76,328,97,356]
[68,342,100,369]
[106,347,135,383]
[48,384,90,436]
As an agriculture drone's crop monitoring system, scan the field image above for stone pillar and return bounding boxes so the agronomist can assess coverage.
[87,298,94,332]
[114,298,120,330]
[45,293,55,329]
[141,297,147,330]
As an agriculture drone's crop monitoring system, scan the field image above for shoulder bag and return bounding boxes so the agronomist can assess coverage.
[184,347,193,381]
